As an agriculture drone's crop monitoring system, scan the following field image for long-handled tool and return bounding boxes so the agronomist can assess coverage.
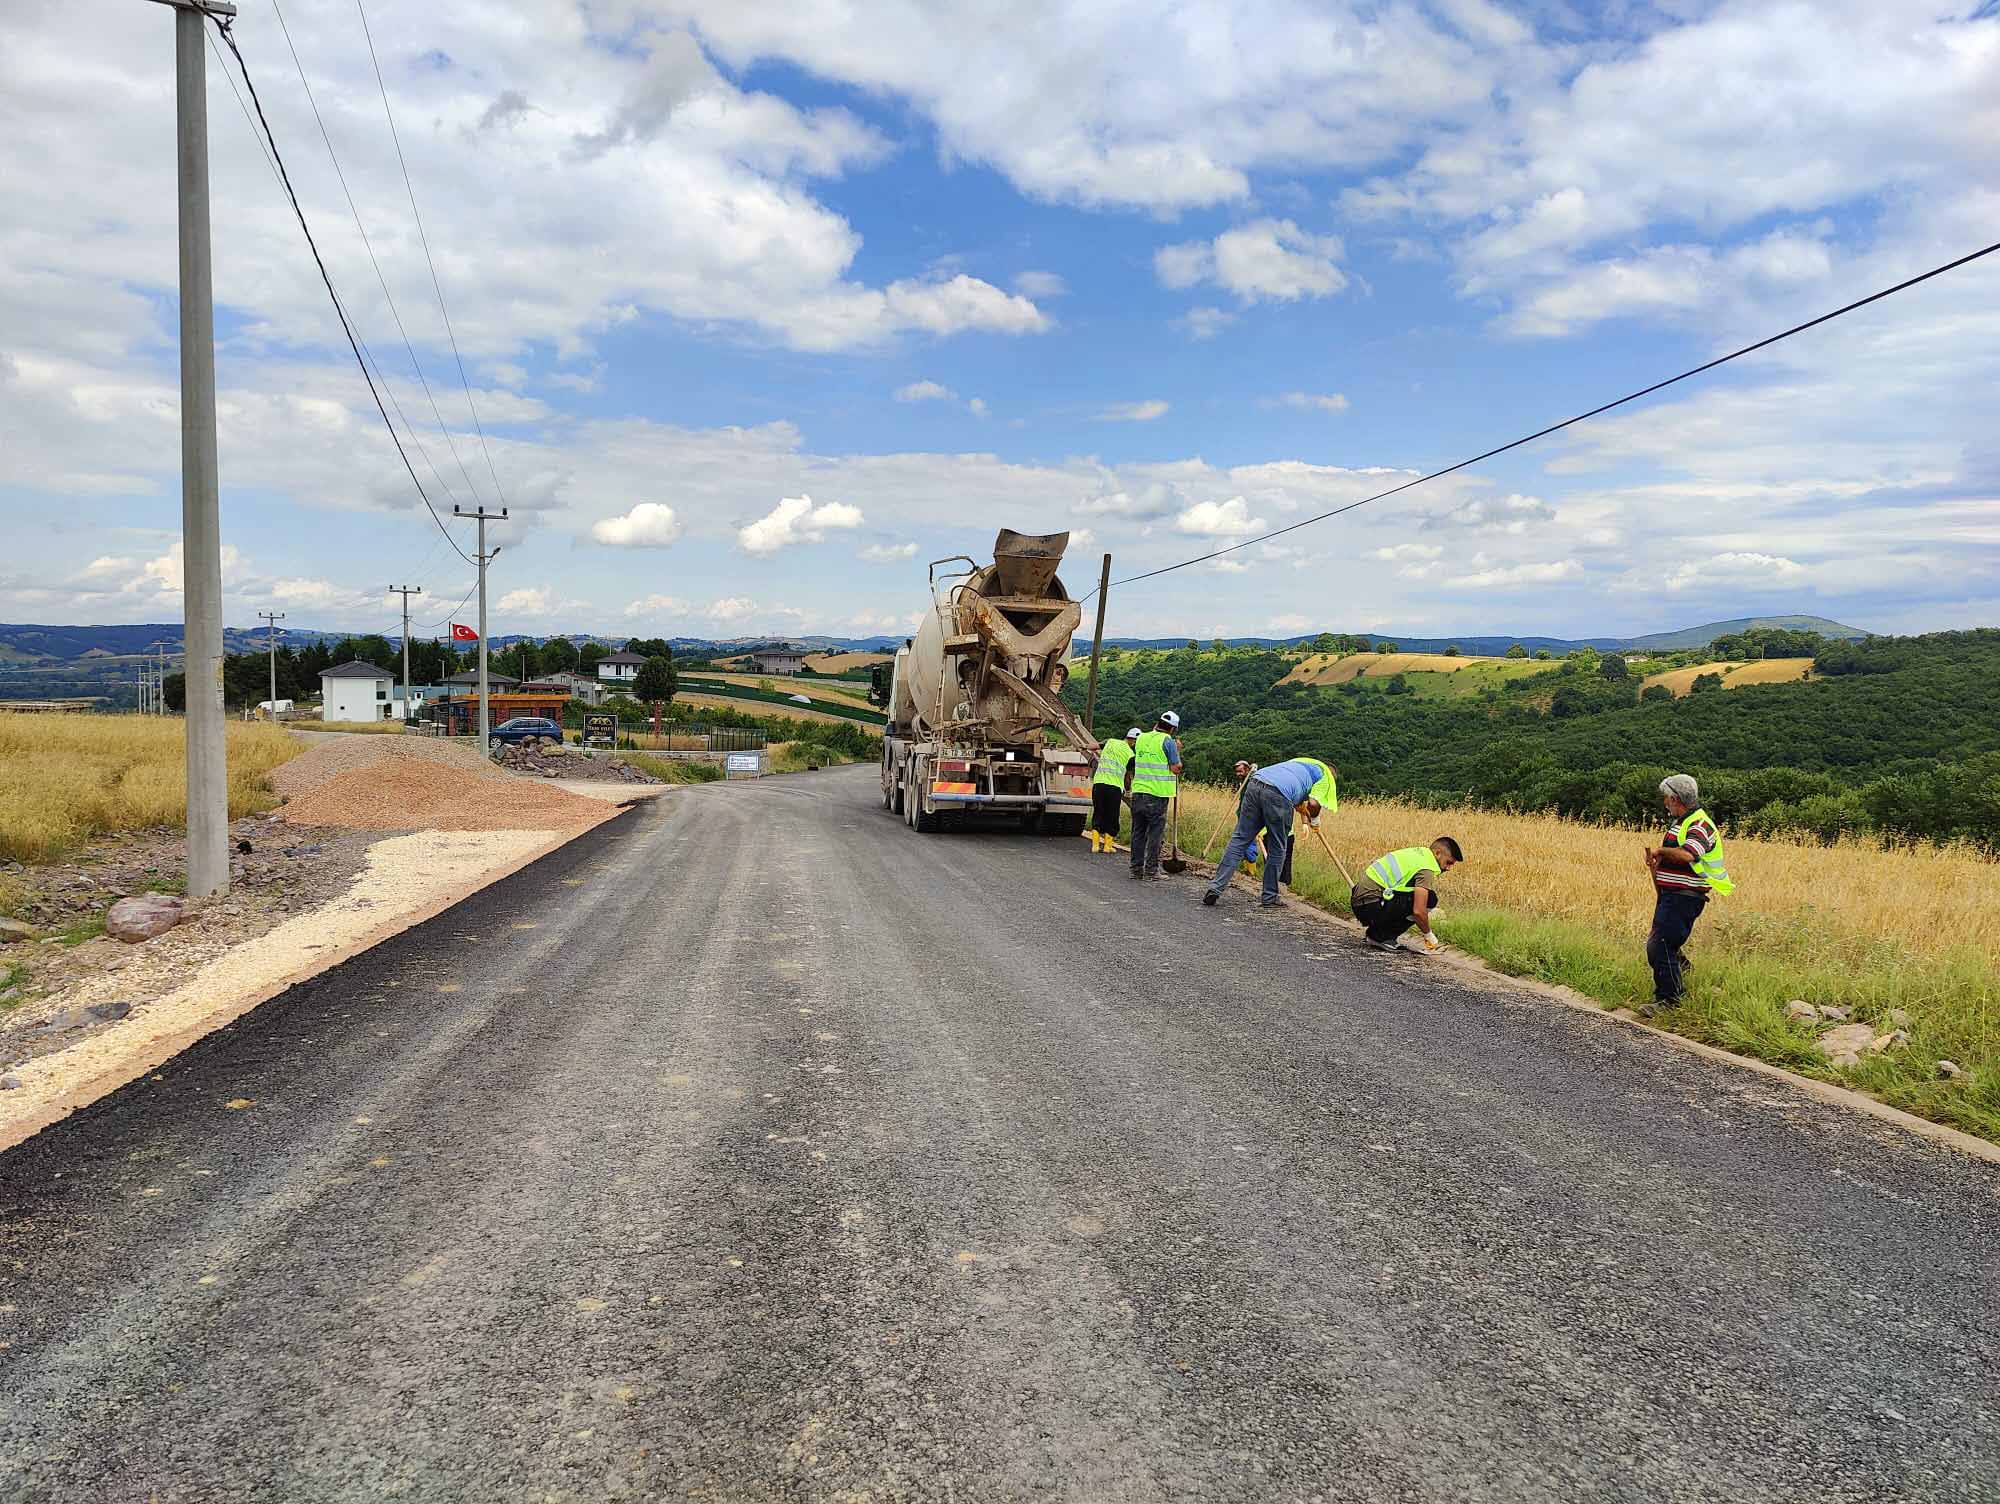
[1199,775,1251,861]
[1308,822,1355,887]
[1161,791,1189,873]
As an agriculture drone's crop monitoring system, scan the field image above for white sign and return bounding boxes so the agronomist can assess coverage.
[726,753,761,773]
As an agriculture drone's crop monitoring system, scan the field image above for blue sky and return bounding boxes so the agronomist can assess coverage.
[3,0,1997,644]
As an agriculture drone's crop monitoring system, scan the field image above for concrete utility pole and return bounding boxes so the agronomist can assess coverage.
[145,0,237,896]
[389,586,422,721]
[453,505,506,745]
[257,610,284,718]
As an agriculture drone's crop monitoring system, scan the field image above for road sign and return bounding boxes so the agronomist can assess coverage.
[585,713,617,746]
[726,752,761,775]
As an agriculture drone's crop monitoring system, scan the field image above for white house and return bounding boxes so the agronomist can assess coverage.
[319,661,395,722]
[749,647,806,675]
[542,670,607,706]
[596,650,647,685]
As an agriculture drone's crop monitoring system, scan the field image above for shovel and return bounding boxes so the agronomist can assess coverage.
[1161,792,1189,874]
[1200,775,1251,860]
[1308,822,1356,886]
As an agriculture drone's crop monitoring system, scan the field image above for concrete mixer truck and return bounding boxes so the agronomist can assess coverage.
[872,529,1099,834]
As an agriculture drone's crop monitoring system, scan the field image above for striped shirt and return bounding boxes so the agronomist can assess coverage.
[1656,811,1718,893]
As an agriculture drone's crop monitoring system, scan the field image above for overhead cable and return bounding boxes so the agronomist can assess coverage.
[354,0,511,513]
[209,17,475,567]
[1089,237,2000,599]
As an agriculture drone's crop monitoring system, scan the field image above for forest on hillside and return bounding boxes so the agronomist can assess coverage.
[1068,629,2000,848]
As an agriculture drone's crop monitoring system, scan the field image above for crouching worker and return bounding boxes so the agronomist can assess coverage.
[1087,728,1141,854]
[1202,757,1336,909]
[1351,838,1463,952]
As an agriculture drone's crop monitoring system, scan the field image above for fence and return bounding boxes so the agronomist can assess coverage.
[619,723,768,753]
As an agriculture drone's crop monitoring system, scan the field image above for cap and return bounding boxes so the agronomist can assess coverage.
[1159,710,1181,729]
[1126,727,1143,738]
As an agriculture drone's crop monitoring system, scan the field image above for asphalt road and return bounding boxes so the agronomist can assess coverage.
[3,766,1995,1502]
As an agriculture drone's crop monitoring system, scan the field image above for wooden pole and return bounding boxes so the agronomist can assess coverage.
[1082,552,1111,739]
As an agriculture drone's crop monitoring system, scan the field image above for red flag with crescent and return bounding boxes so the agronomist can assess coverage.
[450,623,478,642]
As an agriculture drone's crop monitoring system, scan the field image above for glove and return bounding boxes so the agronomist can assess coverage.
[1421,931,1442,954]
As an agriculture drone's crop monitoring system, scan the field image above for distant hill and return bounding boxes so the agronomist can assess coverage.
[1080,615,1872,656]
[1617,615,1870,652]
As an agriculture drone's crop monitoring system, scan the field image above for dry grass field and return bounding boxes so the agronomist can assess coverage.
[1280,651,1499,685]
[671,692,855,726]
[1171,781,1999,1139]
[1641,658,1815,696]
[692,671,877,705]
[803,651,891,673]
[315,719,409,734]
[0,714,303,862]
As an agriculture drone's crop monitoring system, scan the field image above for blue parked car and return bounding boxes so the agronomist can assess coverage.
[488,716,563,749]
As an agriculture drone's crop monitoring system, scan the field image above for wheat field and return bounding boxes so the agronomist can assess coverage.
[1280,651,1499,686]
[1640,658,1815,696]
[0,714,302,862]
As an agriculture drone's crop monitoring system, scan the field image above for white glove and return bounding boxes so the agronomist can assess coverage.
[1421,931,1442,954]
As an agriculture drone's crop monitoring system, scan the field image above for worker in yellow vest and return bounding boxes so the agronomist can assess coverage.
[1087,727,1141,853]
[1350,837,1464,951]
[1642,773,1733,1014]
[1127,712,1183,879]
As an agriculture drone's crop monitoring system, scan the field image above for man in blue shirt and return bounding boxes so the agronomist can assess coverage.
[1202,756,1337,909]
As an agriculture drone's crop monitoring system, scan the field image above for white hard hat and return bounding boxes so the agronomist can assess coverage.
[1159,710,1181,729]
[1126,727,1143,738]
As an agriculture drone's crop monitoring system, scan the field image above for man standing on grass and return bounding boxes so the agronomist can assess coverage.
[1642,773,1733,1016]
[1350,837,1463,951]
[1128,712,1183,879]
[1087,727,1140,854]
[1202,756,1337,909]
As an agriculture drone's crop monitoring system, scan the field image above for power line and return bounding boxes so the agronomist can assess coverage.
[267,0,477,513]
[419,576,478,632]
[208,16,475,567]
[1090,237,2000,599]
[354,0,510,513]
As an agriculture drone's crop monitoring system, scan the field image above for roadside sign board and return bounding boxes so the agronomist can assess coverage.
[726,752,761,776]
[585,713,617,745]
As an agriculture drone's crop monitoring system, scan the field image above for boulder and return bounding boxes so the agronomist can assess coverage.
[1937,1059,1966,1081]
[1883,1007,1912,1029]
[104,894,185,944]
[0,917,35,944]
[1816,1022,1877,1068]
[1870,1029,1910,1053]
[1818,1005,1853,1023]
[0,1075,21,1091]
[1783,1000,1820,1024]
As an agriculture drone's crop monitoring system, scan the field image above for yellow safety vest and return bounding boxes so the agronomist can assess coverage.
[1298,757,1338,814]
[1092,738,1135,788]
[1363,845,1440,895]
[1130,730,1177,798]
[1675,809,1734,896]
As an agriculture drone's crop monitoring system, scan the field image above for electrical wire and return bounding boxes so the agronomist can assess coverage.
[268,0,477,512]
[1086,237,2000,601]
[419,576,478,633]
[209,16,476,567]
[354,0,510,513]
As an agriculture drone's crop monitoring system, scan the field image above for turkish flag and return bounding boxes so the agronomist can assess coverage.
[450,623,478,642]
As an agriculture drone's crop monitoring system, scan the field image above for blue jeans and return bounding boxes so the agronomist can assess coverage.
[1207,778,1295,903]
[1647,889,1706,1002]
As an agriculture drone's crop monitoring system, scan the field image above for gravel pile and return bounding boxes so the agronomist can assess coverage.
[275,738,606,832]
[490,744,662,784]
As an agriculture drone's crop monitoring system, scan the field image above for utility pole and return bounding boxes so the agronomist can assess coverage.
[145,0,236,896]
[453,505,506,745]
[389,586,422,722]
[1082,552,1112,742]
[257,610,285,719]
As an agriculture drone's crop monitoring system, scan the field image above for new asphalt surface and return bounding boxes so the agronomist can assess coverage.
[2,765,1995,1501]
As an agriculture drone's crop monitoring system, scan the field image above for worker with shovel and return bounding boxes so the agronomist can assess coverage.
[1350,838,1463,952]
[1087,727,1141,854]
[1128,712,1183,879]
[1201,757,1336,909]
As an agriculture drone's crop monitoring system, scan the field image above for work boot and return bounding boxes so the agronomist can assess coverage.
[1201,890,1218,906]
[1086,831,1100,853]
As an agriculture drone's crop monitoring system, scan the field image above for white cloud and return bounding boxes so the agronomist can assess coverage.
[738,494,866,555]
[1371,543,1442,562]
[860,541,919,562]
[1210,559,1252,574]
[1174,497,1268,537]
[1157,219,1347,304]
[1177,306,1236,341]
[1273,391,1350,414]
[497,586,566,618]
[1013,270,1068,298]
[1098,400,1169,422]
[1268,614,1314,635]
[967,397,989,418]
[1666,552,1807,593]
[1434,494,1555,535]
[590,502,685,548]
[1454,560,1584,590]
[894,379,955,402]
[623,594,692,618]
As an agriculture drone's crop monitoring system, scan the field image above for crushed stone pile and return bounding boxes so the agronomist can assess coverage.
[275,738,606,832]
[490,743,662,784]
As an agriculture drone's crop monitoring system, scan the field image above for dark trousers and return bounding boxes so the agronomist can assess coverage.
[1129,792,1169,874]
[1091,783,1124,836]
[1351,887,1438,943]
[1647,889,1706,1002]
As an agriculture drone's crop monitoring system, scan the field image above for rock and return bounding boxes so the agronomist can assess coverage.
[1816,1022,1876,1064]
[0,917,35,944]
[1883,1007,1912,1029]
[1870,1030,1909,1053]
[236,839,253,854]
[0,1075,21,1091]
[104,894,185,944]
[1818,1005,1853,1023]
[0,987,21,1005]
[1783,1000,1820,1024]
[87,1001,132,1022]
[1937,1059,1965,1080]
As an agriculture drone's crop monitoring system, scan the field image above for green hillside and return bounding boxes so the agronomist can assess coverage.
[1622,614,1869,652]
[1070,629,2000,848]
